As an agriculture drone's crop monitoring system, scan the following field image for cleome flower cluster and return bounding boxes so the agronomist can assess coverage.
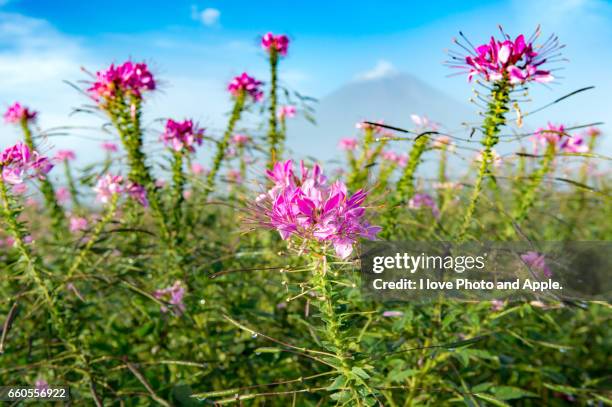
[227,72,263,102]
[261,32,290,56]
[534,123,589,153]
[93,174,148,207]
[249,160,380,259]
[452,30,560,84]
[160,119,205,153]
[0,142,52,185]
[3,102,37,124]
[88,61,156,102]
[54,150,76,162]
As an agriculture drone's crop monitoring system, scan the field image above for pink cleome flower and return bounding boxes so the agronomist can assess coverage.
[0,142,53,185]
[231,133,251,146]
[381,150,398,162]
[93,174,124,204]
[535,123,565,146]
[561,134,589,153]
[520,251,552,278]
[382,310,404,317]
[408,193,440,219]
[410,114,439,131]
[35,379,49,392]
[277,105,297,119]
[490,300,505,311]
[249,160,381,259]
[12,183,28,195]
[55,187,70,204]
[153,280,186,315]
[228,73,263,102]
[261,32,290,56]
[533,123,589,153]
[54,149,76,162]
[356,120,385,134]
[4,102,37,124]
[69,216,89,233]
[338,138,359,151]
[88,61,155,102]
[586,127,601,138]
[160,119,204,153]
[381,151,407,167]
[191,163,207,175]
[126,182,148,207]
[101,141,119,153]
[449,28,560,84]
[433,136,452,149]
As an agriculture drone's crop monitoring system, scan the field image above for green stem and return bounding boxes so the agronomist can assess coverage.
[310,255,376,404]
[108,96,172,245]
[267,50,279,169]
[238,146,247,183]
[437,146,448,208]
[380,135,429,239]
[0,176,56,317]
[106,94,181,277]
[20,120,35,150]
[396,135,429,203]
[20,120,67,238]
[64,160,80,209]
[204,93,245,198]
[66,194,118,280]
[278,116,287,157]
[457,77,511,242]
[563,135,599,239]
[170,150,185,232]
[514,147,527,200]
[578,135,597,186]
[512,142,555,225]
[348,128,381,191]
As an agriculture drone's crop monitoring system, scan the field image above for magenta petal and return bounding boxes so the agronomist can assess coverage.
[333,239,354,259]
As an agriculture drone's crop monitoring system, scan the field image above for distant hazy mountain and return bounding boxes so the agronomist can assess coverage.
[286,72,474,163]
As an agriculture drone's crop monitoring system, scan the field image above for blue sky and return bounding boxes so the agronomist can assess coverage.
[0,0,611,163]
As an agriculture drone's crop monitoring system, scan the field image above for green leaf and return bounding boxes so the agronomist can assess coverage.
[453,351,470,368]
[326,375,347,391]
[330,390,351,402]
[473,393,511,407]
[543,383,580,395]
[462,349,498,361]
[388,369,418,382]
[492,386,537,400]
[134,321,154,337]
[471,382,493,393]
[351,366,371,380]
[171,385,200,407]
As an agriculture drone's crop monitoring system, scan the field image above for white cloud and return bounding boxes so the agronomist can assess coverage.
[0,12,106,163]
[354,60,398,81]
[192,6,220,27]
